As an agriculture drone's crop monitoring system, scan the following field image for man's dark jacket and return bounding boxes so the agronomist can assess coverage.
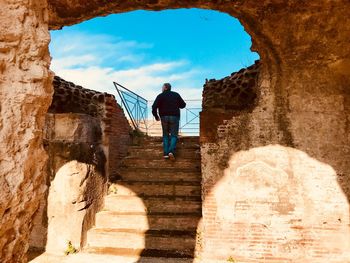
[152,90,186,119]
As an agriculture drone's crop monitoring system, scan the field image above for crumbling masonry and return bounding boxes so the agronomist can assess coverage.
[1,1,350,262]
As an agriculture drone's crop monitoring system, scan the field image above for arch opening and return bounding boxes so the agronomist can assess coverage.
[29,8,264,262]
[1,1,350,263]
[48,8,261,136]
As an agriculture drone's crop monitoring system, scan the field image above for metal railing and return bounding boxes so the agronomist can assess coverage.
[179,101,201,135]
[113,82,148,131]
[145,100,201,136]
[114,82,201,136]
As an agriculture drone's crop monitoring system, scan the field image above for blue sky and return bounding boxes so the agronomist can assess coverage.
[50,8,259,101]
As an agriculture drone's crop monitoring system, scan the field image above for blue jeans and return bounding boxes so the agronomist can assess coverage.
[160,116,180,155]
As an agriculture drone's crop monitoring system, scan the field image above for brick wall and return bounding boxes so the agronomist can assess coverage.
[29,76,131,252]
[49,75,132,182]
[102,96,131,181]
[49,76,105,118]
[199,63,350,262]
[43,113,106,253]
[201,60,260,143]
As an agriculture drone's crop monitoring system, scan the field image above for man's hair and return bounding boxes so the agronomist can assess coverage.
[163,83,171,91]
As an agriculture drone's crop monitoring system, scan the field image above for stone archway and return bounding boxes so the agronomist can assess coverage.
[1,1,350,262]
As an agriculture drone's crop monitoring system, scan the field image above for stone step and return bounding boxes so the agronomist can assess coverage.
[95,211,200,231]
[137,136,199,144]
[85,247,195,260]
[104,195,202,214]
[81,136,202,262]
[129,142,200,150]
[109,182,201,197]
[126,148,200,159]
[114,168,201,183]
[86,229,196,254]
[32,252,196,262]
[121,158,201,170]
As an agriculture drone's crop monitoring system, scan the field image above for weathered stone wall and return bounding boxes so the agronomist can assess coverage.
[1,0,350,262]
[203,60,260,111]
[200,61,350,262]
[29,113,106,255]
[49,76,107,118]
[201,60,260,143]
[0,1,52,262]
[44,113,106,254]
[29,77,131,254]
[103,96,132,182]
[49,76,132,175]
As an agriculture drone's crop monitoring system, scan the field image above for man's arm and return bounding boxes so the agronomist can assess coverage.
[177,94,186,109]
[152,95,160,121]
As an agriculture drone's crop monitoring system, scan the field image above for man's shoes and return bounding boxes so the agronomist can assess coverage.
[163,155,169,159]
[168,152,175,161]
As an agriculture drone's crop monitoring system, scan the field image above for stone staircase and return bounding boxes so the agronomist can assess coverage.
[84,136,202,262]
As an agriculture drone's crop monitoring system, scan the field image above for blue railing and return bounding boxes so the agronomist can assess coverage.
[113,82,148,131]
[114,82,201,136]
[179,100,201,134]
[146,100,201,136]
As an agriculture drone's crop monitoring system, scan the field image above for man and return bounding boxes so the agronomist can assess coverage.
[152,83,186,160]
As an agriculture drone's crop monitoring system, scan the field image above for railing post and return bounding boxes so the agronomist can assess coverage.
[137,96,139,128]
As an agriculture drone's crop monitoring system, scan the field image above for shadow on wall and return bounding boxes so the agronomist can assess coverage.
[45,160,105,254]
[28,113,108,260]
[201,145,350,262]
[198,59,350,261]
[104,136,202,262]
[30,146,350,263]
[82,144,350,263]
[29,76,132,260]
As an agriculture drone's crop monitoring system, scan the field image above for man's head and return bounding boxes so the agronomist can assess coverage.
[162,83,171,92]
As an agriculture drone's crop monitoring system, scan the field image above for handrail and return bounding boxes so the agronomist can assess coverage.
[113,81,202,135]
[114,82,148,102]
[148,99,202,135]
[113,82,148,132]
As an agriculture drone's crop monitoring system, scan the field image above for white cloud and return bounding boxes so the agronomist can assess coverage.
[51,55,96,69]
[54,63,203,101]
[50,31,205,101]
[50,32,153,69]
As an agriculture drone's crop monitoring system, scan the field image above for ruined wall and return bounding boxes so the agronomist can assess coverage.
[29,113,106,253]
[200,61,350,262]
[203,61,260,111]
[44,113,106,254]
[1,0,350,262]
[201,60,260,142]
[49,76,132,176]
[49,76,106,118]
[103,96,132,181]
[29,77,131,254]
[0,1,52,262]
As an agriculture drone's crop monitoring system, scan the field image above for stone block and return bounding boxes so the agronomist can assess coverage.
[45,113,101,143]
[46,160,105,254]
